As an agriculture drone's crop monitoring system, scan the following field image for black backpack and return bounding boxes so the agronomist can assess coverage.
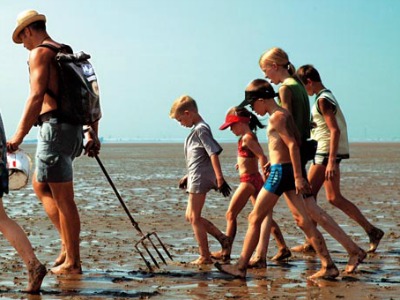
[38,43,102,125]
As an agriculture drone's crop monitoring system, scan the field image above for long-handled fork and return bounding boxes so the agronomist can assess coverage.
[95,155,173,271]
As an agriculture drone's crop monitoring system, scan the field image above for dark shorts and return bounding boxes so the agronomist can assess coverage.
[240,172,264,195]
[36,118,83,183]
[0,162,9,197]
[263,163,296,196]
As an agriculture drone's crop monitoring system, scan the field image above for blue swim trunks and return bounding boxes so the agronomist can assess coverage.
[263,163,296,196]
[36,118,83,183]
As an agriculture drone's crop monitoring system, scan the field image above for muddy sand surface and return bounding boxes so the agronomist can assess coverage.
[0,143,399,299]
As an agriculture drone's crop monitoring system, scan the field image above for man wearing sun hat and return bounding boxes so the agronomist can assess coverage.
[7,9,96,275]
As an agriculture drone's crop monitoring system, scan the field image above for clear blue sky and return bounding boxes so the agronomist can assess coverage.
[1,0,399,142]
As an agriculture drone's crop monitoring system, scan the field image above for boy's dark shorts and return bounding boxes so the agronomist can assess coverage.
[263,163,296,196]
[36,118,83,183]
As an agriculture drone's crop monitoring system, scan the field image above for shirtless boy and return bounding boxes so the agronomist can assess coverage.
[215,79,339,279]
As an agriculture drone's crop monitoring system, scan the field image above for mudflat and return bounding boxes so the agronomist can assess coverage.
[0,142,399,299]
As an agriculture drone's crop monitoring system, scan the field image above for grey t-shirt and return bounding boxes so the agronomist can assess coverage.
[184,121,222,194]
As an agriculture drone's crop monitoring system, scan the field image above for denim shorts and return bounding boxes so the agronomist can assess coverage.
[36,118,83,183]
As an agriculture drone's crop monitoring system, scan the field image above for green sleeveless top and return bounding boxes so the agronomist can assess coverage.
[279,77,311,141]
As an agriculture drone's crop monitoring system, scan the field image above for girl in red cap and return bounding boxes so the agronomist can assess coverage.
[214,106,291,266]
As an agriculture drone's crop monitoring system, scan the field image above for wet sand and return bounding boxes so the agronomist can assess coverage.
[1,142,399,299]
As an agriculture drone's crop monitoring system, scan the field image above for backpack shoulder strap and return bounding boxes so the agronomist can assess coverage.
[37,43,73,54]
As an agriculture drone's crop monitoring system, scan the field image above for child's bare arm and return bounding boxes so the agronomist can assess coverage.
[210,154,224,184]
[210,154,231,197]
[178,174,188,190]
[244,135,269,179]
[273,115,310,195]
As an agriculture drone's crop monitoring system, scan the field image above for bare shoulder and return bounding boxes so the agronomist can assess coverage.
[29,43,58,65]
[241,132,256,144]
[270,110,287,124]
[29,47,55,67]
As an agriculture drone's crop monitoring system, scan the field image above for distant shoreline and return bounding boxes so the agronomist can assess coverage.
[21,139,400,145]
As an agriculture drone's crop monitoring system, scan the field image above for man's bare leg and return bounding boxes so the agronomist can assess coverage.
[46,182,81,274]
[33,175,66,267]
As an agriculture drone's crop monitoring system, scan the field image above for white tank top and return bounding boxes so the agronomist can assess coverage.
[311,89,349,157]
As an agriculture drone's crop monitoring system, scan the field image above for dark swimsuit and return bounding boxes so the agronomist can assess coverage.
[263,163,296,196]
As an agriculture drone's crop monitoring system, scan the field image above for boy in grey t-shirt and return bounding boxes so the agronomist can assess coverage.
[170,95,231,265]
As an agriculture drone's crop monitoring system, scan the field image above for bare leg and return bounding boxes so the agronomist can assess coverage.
[270,218,292,261]
[283,192,339,279]
[212,184,253,261]
[186,193,214,264]
[33,175,66,267]
[0,198,47,293]
[216,189,280,278]
[248,198,291,263]
[291,164,326,253]
[304,196,366,273]
[248,211,272,268]
[324,167,384,253]
[34,180,82,275]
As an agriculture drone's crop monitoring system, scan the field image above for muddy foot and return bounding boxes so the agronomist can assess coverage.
[344,248,367,273]
[248,256,267,269]
[50,263,82,275]
[271,247,292,261]
[52,251,66,267]
[219,235,232,259]
[308,264,339,280]
[190,256,213,265]
[291,243,316,254]
[215,262,246,279]
[211,250,231,262]
[25,263,47,294]
[367,227,384,253]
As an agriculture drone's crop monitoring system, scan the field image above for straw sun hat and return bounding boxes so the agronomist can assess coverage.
[12,9,46,44]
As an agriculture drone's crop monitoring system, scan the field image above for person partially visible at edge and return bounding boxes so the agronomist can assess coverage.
[169,95,232,265]
[6,9,100,275]
[212,106,291,267]
[296,64,384,253]
[215,79,339,279]
[0,113,46,293]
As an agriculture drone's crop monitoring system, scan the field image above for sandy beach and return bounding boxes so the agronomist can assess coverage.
[0,142,399,299]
